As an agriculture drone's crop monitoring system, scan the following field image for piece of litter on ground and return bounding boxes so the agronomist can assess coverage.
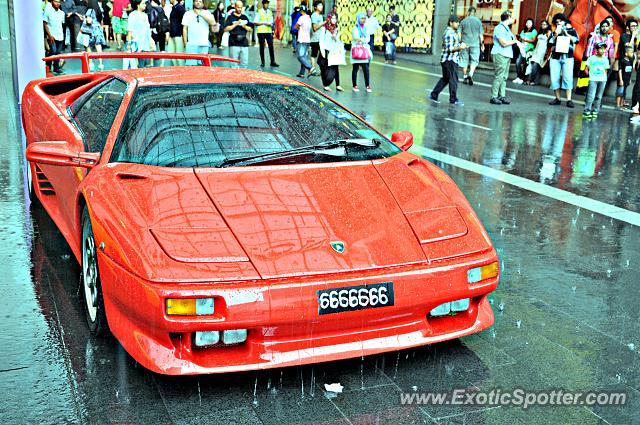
[324,383,344,393]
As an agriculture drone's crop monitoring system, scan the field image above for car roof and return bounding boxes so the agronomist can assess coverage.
[113,66,304,87]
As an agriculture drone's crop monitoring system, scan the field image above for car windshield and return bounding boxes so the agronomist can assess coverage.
[110,84,401,167]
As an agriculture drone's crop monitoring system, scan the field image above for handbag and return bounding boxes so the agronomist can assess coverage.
[351,43,371,60]
[221,31,230,47]
[328,43,346,66]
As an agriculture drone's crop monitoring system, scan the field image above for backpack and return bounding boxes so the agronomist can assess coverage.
[147,6,169,34]
[157,8,170,34]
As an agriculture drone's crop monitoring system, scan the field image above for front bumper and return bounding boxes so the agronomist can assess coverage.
[98,252,499,375]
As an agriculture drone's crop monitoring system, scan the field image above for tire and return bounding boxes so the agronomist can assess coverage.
[81,205,108,335]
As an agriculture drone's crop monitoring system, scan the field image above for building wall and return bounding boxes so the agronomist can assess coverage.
[336,0,435,51]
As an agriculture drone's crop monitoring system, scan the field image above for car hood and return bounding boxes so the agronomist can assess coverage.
[93,156,491,282]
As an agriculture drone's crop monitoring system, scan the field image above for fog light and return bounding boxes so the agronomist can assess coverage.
[166,298,214,315]
[222,329,247,345]
[430,302,451,317]
[194,331,220,347]
[467,262,499,283]
[451,298,470,312]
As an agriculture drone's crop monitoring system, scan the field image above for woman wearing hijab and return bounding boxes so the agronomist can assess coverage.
[318,12,343,91]
[351,12,372,92]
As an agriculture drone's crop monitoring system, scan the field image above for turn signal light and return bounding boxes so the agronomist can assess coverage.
[166,298,215,316]
[467,262,499,283]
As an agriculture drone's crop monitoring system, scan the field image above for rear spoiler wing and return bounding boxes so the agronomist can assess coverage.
[43,52,240,74]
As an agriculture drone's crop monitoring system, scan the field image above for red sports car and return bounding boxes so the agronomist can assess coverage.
[24,53,499,375]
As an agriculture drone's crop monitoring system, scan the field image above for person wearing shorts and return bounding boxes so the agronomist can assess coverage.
[459,6,483,85]
[112,0,131,49]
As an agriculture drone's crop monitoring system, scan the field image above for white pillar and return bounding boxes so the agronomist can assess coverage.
[8,0,46,103]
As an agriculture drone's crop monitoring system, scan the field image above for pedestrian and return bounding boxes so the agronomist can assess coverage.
[310,0,324,72]
[78,6,106,70]
[147,0,170,56]
[513,18,537,84]
[213,1,226,49]
[583,42,610,119]
[629,61,640,122]
[290,4,301,53]
[295,4,313,77]
[459,6,483,85]
[167,0,185,65]
[489,10,517,105]
[585,19,615,65]
[526,20,550,85]
[254,0,279,67]
[616,45,635,108]
[548,13,579,107]
[389,5,400,38]
[351,12,372,92]
[182,0,215,65]
[100,0,111,45]
[60,0,77,50]
[224,0,252,68]
[127,0,153,67]
[429,15,466,106]
[364,7,380,55]
[112,0,131,50]
[382,14,397,64]
[44,0,66,74]
[318,11,343,92]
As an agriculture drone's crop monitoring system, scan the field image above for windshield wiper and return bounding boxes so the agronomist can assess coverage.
[217,138,382,168]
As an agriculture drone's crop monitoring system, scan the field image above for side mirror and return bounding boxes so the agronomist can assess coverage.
[391,131,414,151]
[26,141,100,169]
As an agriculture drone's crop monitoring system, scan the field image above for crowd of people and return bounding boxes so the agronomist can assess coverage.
[429,6,640,123]
[41,0,401,94]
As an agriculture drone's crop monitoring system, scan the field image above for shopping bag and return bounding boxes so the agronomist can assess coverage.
[328,44,346,66]
[351,43,371,60]
[221,32,230,47]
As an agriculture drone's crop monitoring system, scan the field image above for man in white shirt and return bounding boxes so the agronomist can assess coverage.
[295,5,313,77]
[364,7,380,54]
[43,0,66,74]
[182,0,216,64]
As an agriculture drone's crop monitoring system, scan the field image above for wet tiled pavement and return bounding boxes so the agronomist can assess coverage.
[1,42,639,424]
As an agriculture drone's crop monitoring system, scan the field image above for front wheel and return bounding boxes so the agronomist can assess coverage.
[81,206,108,335]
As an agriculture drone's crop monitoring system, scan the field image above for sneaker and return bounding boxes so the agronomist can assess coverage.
[499,97,511,105]
[296,73,305,78]
[566,100,575,108]
[260,63,265,67]
[270,63,280,67]
[392,60,397,64]
[582,111,592,119]
[324,86,332,91]
[462,76,469,85]
[353,86,360,92]
[336,86,344,92]
[468,76,474,86]
[489,97,502,105]
[630,115,640,123]
[429,94,440,103]
[591,111,598,117]
[450,100,464,106]
[512,77,523,84]
[366,87,372,93]
[549,98,561,105]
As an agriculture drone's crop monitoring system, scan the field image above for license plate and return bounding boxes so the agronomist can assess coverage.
[317,282,394,315]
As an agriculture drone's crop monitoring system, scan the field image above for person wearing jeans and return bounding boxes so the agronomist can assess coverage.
[583,42,610,118]
[490,11,517,104]
[429,15,467,106]
[224,0,252,68]
[295,5,313,77]
[382,15,397,63]
[548,13,579,108]
[44,0,66,74]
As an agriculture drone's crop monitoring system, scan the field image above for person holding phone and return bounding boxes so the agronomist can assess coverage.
[224,0,252,68]
[548,13,579,108]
